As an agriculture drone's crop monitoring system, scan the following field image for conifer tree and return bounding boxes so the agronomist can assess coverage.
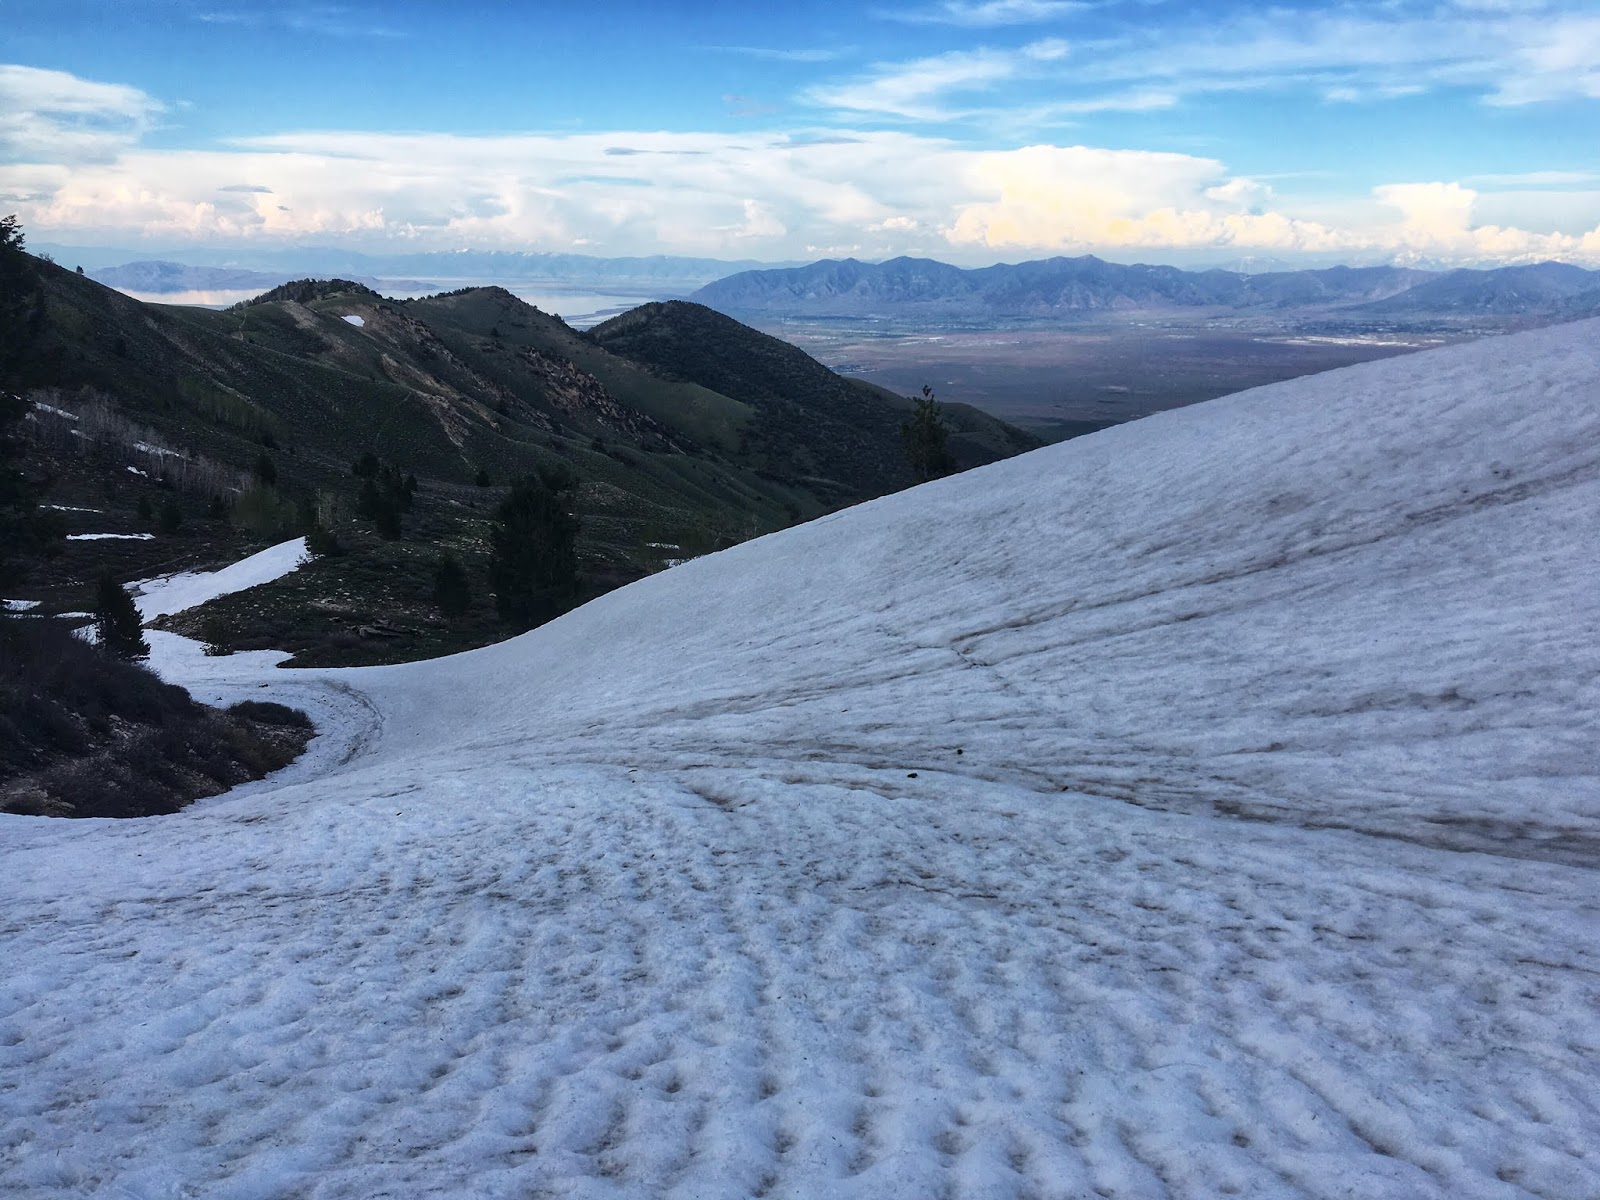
[488,475,578,631]
[94,574,149,659]
[432,554,471,618]
[0,215,44,392]
[902,385,956,484]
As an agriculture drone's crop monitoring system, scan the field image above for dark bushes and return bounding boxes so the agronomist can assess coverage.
[0,619,314,817]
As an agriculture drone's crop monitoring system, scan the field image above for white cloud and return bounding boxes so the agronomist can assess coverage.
[884,0,1085,26]
[945,144,1354,254]
[1372,180,1600,261]
[0,65,163,165]
[975,3,1600,113]
[1486,14,1600,104]
[2,68,1596,267]
[943,148,1600,263]
[196,6,405,39]
[803,39,1071,119]
[702,45,856,63]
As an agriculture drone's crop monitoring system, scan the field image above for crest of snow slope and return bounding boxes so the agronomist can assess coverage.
[2,321,1598,1200]
[133,537,308,621]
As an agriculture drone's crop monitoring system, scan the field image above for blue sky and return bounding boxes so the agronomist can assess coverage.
[2,0,1597,266]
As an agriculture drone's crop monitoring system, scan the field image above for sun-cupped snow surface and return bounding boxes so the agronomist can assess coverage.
[133,536,308,621]
[4,321,1599,1199]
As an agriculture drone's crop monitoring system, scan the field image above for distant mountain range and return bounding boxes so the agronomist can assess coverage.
[692,255,1600,324]
[39,245,796,292]
[87,261,415,295]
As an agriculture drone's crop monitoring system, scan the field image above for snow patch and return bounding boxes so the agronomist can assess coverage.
[133,536,309,621]
[342,313,366,327]
[66,532,154,541]
[3,599,40,611]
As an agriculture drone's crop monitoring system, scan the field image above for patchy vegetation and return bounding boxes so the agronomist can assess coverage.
[0,620,313,818]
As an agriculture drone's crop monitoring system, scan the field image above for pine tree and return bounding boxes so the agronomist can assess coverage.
[432,554,471,618]
[488,475,579,631]
[902,385,956,484]
[0,391,63,591]
[253,451,277,489]
[94,574,149,659]
[0,215,44,392]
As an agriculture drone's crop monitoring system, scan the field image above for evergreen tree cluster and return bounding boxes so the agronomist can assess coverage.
[488,468,580,631]
[0,219,63,589]
[352,452,417,540]
[0,215,44,392]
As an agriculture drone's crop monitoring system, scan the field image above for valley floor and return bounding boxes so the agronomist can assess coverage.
[3,321,1597,1198]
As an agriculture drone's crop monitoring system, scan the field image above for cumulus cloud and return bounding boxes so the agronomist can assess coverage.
[1373,180,1600,261]
[2,68,1596,267]
[945,154,1600,262]
[945,145,1352,254]
[0,66,163,165]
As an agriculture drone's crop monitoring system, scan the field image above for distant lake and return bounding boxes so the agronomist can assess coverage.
[118,281,690,328]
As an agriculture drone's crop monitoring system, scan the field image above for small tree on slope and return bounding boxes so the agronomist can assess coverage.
[903,385,956,484]
[488,475,578,631]
[94,575,149,660]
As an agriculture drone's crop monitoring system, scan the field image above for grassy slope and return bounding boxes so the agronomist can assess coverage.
[19,267,1038,666]
[588,302,1043,497]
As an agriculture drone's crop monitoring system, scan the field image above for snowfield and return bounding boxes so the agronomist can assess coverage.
[133,537,309,621]
[3,321,1599,1199]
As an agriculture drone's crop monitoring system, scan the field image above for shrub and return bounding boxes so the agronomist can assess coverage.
[305,523,344,558]
[227,700,314,730]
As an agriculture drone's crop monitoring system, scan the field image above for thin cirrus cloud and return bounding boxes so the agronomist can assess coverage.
[880,0,1086,25]
[702,45,857,63]
[196,5,406,38]
[802,39,1070,120]
[1057,5,1600,109]
[804,1,1600,120]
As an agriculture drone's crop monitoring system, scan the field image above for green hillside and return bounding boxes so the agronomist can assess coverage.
[588,301,1041,497]
[13,262,1038,666]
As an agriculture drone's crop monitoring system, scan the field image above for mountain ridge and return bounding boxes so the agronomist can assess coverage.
[693,253,1600,322]
[12,260,1037,665]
